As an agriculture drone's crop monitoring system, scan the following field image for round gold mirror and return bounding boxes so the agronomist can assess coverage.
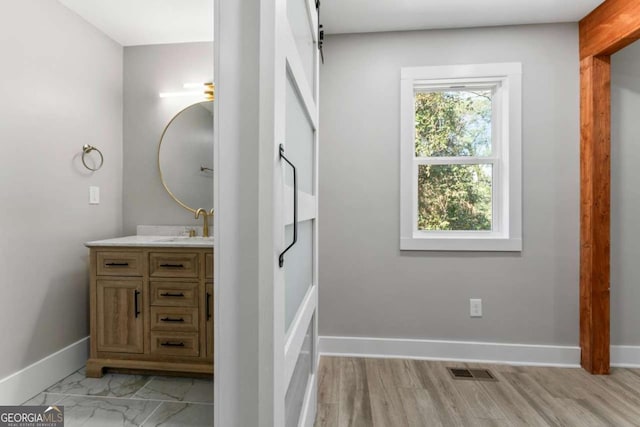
[158,101,214,226]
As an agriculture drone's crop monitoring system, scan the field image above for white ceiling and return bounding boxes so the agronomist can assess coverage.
[59,0,604,46]
[58,0,213,46]
[321,0,605,35]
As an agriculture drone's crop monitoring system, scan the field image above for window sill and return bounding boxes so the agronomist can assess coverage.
[400,237,522,252]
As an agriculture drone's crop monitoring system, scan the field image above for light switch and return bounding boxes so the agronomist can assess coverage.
[470,299,482,318]
[89,186,100,205]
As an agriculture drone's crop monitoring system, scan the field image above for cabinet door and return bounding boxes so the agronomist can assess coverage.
[206,282,213,358]
[96,279,144,354]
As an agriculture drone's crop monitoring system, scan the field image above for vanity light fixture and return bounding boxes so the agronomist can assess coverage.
[159,82,215,101]
[184,82,215,100]
[159,90,202,98]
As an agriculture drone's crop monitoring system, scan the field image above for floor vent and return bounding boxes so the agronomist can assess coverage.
[447,367,497,381]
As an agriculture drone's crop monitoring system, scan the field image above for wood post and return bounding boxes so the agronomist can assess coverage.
[579,0,640,374]
[579,55,611,374]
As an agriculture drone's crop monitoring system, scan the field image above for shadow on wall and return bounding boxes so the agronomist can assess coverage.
[399,250,523,259]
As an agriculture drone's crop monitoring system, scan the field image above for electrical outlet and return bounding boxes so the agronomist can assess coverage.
[470,298,482,318]
[89,186,100,205]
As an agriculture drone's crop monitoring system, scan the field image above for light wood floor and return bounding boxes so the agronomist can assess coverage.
[315,356,640,427]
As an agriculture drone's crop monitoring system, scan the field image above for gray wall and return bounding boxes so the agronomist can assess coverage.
[611,40,640,346]
[0,1,123,379]
[319,24,580,346]
[123,43,214,234]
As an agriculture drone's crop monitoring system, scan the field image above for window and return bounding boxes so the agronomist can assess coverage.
[400,63,522,251]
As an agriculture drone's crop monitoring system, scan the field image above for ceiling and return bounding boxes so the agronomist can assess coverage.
[59,0,604,46]
[321,0,605,35]
[58,0,213,46]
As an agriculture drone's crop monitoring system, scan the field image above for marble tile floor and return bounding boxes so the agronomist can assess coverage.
[22,367,213,427]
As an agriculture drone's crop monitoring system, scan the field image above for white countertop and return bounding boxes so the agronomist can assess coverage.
[85,235,215,248]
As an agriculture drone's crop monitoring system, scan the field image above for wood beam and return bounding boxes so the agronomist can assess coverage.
[580,0,640,59]
[579,55,611,375]
[578,0,640,375]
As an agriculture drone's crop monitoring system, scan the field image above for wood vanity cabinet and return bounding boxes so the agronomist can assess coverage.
[86,247,214,378]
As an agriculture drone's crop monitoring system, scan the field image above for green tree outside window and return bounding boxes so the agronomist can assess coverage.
[415,91,493,231]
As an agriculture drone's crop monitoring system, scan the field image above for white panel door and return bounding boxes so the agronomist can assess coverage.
[259,0,320,425]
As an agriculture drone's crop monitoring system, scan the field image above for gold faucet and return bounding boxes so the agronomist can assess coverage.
[195,209,214,238]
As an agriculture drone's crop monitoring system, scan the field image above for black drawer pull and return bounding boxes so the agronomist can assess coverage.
[161,342,185,347]
[160,317,185,323]
[160,263,185,268]
[134,290,141,318]
[206,292,212,320]
[160,292,185,297]
[106,262,129,267]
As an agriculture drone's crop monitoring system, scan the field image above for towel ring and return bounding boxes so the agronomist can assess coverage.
[82,144,104,171]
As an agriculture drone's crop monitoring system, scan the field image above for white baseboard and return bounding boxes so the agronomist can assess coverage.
[0,337,89,405]
[611,345,640,368]
[319,336,581,368]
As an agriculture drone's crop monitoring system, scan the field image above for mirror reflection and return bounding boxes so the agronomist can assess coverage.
[158,101,214,213]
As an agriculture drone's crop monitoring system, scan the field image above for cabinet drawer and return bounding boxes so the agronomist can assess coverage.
[150,307,198,332]
[205,253,213,280]
[206,282,213,358]
[150,282,198,307]
[150,332,199,357]
[149,253,199,278]
[97,252,143,277]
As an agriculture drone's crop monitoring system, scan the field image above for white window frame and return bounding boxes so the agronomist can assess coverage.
[400,63,522,251]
